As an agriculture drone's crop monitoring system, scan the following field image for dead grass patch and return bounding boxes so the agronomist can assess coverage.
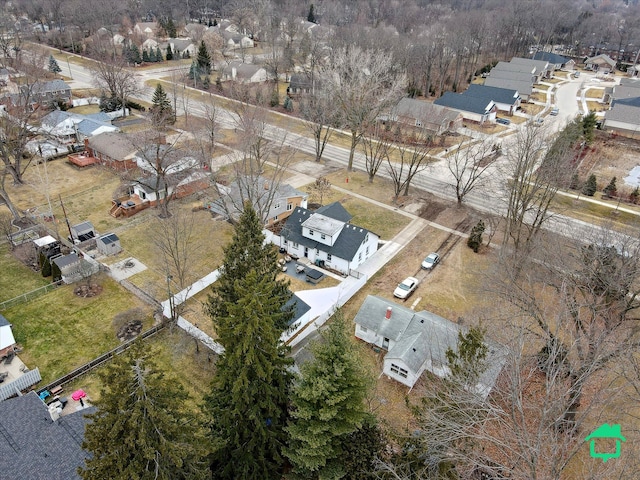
[586,100,608,112]
[585,88,605,99]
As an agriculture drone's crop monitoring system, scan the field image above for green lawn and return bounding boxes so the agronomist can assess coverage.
[3,274,154,383]
[0,244,50,303]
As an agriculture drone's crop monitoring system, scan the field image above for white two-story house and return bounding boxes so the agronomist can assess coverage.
[278,202,379,276]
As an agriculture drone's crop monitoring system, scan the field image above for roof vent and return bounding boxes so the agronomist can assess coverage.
[385,306,392,319]
[360,228,363,232]
[412,348,416,352]
[420,319,424,323]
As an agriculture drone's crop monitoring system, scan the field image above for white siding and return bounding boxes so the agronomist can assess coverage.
[383,359,419,388]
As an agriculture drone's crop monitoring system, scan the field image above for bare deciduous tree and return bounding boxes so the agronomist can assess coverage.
[361,124,391,183]
[307,177,331,206]
[386,132,433,203]
[446,138,498,204]
[299,92,337,163]
[89,54,138,117]
[323,46,406,171]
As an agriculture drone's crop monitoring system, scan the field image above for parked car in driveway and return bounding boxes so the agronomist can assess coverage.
[550,107,559,116]
[394,276,419,299]
[421,252,441,270]
[496,117,511,125]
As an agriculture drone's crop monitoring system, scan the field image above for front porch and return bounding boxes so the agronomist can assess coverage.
[110,194,150,218]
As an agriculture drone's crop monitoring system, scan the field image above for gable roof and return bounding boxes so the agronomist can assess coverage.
[99,233,119,244]
[509,57,550,72]
[586,54,616,68]
[466,84,519,105]
[222,61,264,79]
[314,201,352,223]
[52,252,80,269]
[612,84,640,100]
[390,97,461,127]
[281,206,372,261]
[87,132,137,160]
[492,61,536,75]
[0,391,93,480]
[433,92,495,115]
[354,295,507,398]
[533,51,570,65]
[31,79,71,94]
[619,78,640,88]
[611,96,640,108]
[285,293,311,327]
[483,77,533,96]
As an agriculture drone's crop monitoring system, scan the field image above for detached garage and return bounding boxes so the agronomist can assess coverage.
[96,233,121,256]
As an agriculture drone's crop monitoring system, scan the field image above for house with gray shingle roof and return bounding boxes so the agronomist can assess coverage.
[603,104,640,134]
[220,61,266,83]
[40,110,118,143]
[585,54,616,73]
[510,57,552,78]
[86,131,137,170]
[433,92,497,124]
[465,84,521,115]
[533,51,574,70]
[385,97,462,135]
[0,391,93,480]
[354,295,507,397]
[209,176,308,225]
[278,202,379,275]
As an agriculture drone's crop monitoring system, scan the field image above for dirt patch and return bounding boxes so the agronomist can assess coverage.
[579,133,640,194]
[74,283,103,297]
[116,319,144,341]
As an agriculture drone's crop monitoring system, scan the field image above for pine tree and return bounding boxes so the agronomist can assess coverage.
[307,4,317,23]
[166,44,173,61]
[213,18,218,26]
[630,186,640,204]
[156,46,163,62]
[39,251,51,277]
[128,44,141,64]
[582,173,597,196]
[603,176,617,198]
[151,83,174,125]
[149,48,157,62]
[285,312,371,479]
[166,17,177,38]
[205,204,293,479]
[142,48,150,63]
[48,54,61,74]
[79,341,210,480]
[467,219,485,253]
[197,40,211,74]
[581,111,598,143]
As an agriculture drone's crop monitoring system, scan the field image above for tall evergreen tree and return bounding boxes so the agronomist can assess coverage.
[307,4,317,23]
[166,17,177,38]
[603,176,617,198]
[48,54,61,73]
[285,312,371,479]
[196,40,212,74]
[166,44,173,61]
[582,173,597,196]
[142,48,150,63]
[205,204,293,479]
[151,83,174,125]
[156,46,163,62]
[79,341,209,480]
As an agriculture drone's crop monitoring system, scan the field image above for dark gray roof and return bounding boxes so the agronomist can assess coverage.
[285,293,311,326]
[491,61,536,74]
[612,96,640,108]
[466,84,519,105]
[613,85,640,100]
[281,206,371,262]
[30,79,71,95]
[533,51,570,65]
[619,78,640,87]
[483,77,533,96]
[314,201,352,223]
[0,313,9,327]
[99,233,119,244]
[0,391,93,480]
[71,222,94,235]
[434,92,494,115]
[509,57,550,73]
[52,252,80,269]
[289,73,313,89]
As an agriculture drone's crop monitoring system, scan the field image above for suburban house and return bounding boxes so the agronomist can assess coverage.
[218,29,254,49]
[220,61,267,83]
[277,202,379,276]
[483,59,546,101]
[0,391,93,480]
[628,65,640,78]
[40,110,119,144]
[385,97,463,135]
[134,22,157,38]
[141,38,159,52]
[434,92,497,124]
[84,132,138,171]
[96,233,122,256]
[284,293,312,337]
[208,176,308,225]
[182,23,208,38]
[585,54,616,74]
[21,80,72,109]
[0,313,16,359]
[287,73,315,98]
[510,57,553,78]
[465,84,520,115]
[533,51,575,70]
[603,104,640,135]
[167,38,197,57]
[353,295,507,396]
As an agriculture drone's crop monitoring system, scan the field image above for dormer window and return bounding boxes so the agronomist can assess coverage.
[309,230,314,236]
[321,233,326,240]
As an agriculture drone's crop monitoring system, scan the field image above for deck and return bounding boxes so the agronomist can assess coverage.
[68,152,99,168]
[110,195,150,218]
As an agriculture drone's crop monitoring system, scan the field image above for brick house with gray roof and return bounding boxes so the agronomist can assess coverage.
[354,295,507,397]
[278,202,379,275]
[85,131,137,170]
[0,391,93,479]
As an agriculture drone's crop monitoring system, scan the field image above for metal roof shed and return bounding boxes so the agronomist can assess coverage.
[70,221,96,242]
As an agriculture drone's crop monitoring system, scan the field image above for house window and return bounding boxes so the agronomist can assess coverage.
[321,233,326,240]
[283,239,288,245]
[273,215,278,221]
[360,326,368,333]
[292,242,299,248]
[287,203,292,211]
[327,254,332,261]
[365,234,369,242]
[315,249,319,255]
[140,191,146,200]
[366,246,369,255]
[309,230,314,236]
[390,364,408,378]
[274,202,280,210]
[358,252,362,261]
[415,120,422,127]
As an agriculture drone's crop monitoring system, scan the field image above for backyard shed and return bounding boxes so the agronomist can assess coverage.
[33,235,60,258]
[70,221,96,243]
[96,233,121,256]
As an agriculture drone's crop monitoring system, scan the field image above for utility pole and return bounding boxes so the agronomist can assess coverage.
[59,194,73,241]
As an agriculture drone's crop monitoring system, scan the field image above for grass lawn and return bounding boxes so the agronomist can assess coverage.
[547,77,564,83]
[3,273,154,384]
[552,193,640,232]
[0,244,50,303]
[535,84,550,91]
[68,104,101,115]
[529,92,547,102]
[585,88,605,99]
[520,103,544,116]
[586,100,608,112]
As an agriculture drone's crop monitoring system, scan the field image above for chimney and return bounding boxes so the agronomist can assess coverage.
[385,307,392,319]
